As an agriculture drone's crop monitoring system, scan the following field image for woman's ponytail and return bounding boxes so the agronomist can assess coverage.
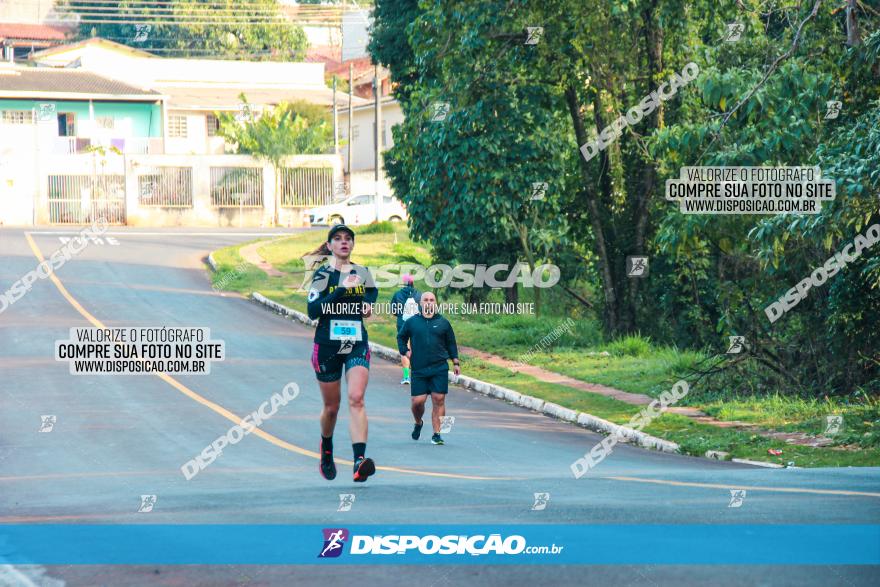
[303,242,332,269]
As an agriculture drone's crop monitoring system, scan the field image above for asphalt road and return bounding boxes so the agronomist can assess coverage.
[1,227,878,586]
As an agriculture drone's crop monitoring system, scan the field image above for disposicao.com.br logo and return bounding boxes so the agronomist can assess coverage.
[318,529,563,557]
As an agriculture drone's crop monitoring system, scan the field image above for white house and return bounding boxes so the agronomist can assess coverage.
[31,38,369,155]
[336,96,403,197]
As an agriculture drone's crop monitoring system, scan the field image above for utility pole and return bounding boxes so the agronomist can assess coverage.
[347,63,353,188]
[332,77,338,153]
[374,65,381,222]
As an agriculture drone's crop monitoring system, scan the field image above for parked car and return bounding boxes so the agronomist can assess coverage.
[304,194,408,226]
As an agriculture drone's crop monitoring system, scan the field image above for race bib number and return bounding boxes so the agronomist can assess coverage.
[330,320,363,341]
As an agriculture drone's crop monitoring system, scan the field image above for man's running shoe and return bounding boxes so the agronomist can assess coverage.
[411,421,423,440]
[319,444,336,480]
[401,377,411,385]
[353,456,376,482]
[431,433,444,445]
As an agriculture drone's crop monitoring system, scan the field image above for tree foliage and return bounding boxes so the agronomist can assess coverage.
[64,0,308,60]
[217,97,334,224]
[217,98,334,162]
[370,0,879,395]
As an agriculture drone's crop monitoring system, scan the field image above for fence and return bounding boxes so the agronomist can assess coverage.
[280,166,333,207]
[137,166,193,207]
[28,153,342,227]
[47,174,126,224]
[52,137,155,155]
[210,167,264,207]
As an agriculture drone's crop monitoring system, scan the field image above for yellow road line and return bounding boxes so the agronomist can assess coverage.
[24,233,879,494]
[25,233,507,481]
[606,476,880,498]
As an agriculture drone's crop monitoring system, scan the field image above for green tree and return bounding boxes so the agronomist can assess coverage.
[64,0,308,60]
[218,97,334,225]
[370,0,572,314]
[371,0,879,396]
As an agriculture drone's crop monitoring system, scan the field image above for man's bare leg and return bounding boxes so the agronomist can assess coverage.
[431,392,446,433]
[411,394,427,439]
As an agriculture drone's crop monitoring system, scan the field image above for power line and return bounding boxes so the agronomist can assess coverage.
[50,0,368,8]
[53,0,369,14]
[45,8,368,26]
[62,7,283,15]
[57,12,288,20]
[7,0,370,16]
[59,19,305,25]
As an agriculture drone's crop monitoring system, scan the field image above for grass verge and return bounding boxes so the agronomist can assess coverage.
[208,230,880,467]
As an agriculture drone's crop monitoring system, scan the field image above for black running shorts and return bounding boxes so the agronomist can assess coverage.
[411,370,449,396]
[311,341,371,382]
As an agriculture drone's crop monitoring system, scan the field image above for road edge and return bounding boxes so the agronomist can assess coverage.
[249,291,681,456]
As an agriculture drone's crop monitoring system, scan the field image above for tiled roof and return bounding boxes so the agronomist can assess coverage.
[0,24,71,42]
[306,45,342,65]
[0,67,159,97]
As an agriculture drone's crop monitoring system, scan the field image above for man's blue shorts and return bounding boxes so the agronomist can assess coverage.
[411,370,448,396]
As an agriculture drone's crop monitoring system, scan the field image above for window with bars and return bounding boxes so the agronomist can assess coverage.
[1,110,34,124]
[137,167,193,207]
[373,120,388,148]
[206,114,221,137]
[280,167,333,207]
[210,167,264,207]
[168,115,188,138]
[383,120,388,147]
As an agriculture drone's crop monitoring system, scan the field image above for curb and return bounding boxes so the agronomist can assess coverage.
[252,292,317,327]
[731,458,785,469]
[248,292,681,455]
[705,450,731,461]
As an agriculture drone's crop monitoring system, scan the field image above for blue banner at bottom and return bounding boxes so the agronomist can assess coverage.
[1,525,878,565]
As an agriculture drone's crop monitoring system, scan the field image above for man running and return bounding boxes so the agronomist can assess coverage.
[389,274,421,384]
[396,291,460,445]
[307,224,378,482]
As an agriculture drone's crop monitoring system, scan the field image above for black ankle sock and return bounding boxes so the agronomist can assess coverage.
[353,442,366,460]
[321,435,333,452]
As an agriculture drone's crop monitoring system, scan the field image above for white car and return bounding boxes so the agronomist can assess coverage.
[304,194,408,226]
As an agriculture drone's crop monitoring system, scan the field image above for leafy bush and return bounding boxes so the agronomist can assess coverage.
[360,221,396,234]
[605,335,652,357]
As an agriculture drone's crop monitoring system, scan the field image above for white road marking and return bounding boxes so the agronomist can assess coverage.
[58,236,120,246]
[0,564,65,587]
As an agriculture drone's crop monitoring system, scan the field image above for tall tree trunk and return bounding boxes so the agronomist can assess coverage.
[274,164,281,226]
[514,221,539,317]
[564,82,619,333]
[622,2,664,333]
[505,251,519,305]
[846,0,862,47]
[504,283,519,304]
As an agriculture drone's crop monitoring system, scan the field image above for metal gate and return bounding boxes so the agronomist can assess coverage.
[47,174,126,224]
[281,167,333,207]
[210,167,263,208]
[137,166,193,208]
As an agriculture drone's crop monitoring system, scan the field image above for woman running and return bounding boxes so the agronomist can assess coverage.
[306,224,378,482]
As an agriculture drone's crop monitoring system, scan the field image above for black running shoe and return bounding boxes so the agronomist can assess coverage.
[411,421,423,440]
[319,444,336,480]
[353,456,376,482]
[431,433,444,445]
